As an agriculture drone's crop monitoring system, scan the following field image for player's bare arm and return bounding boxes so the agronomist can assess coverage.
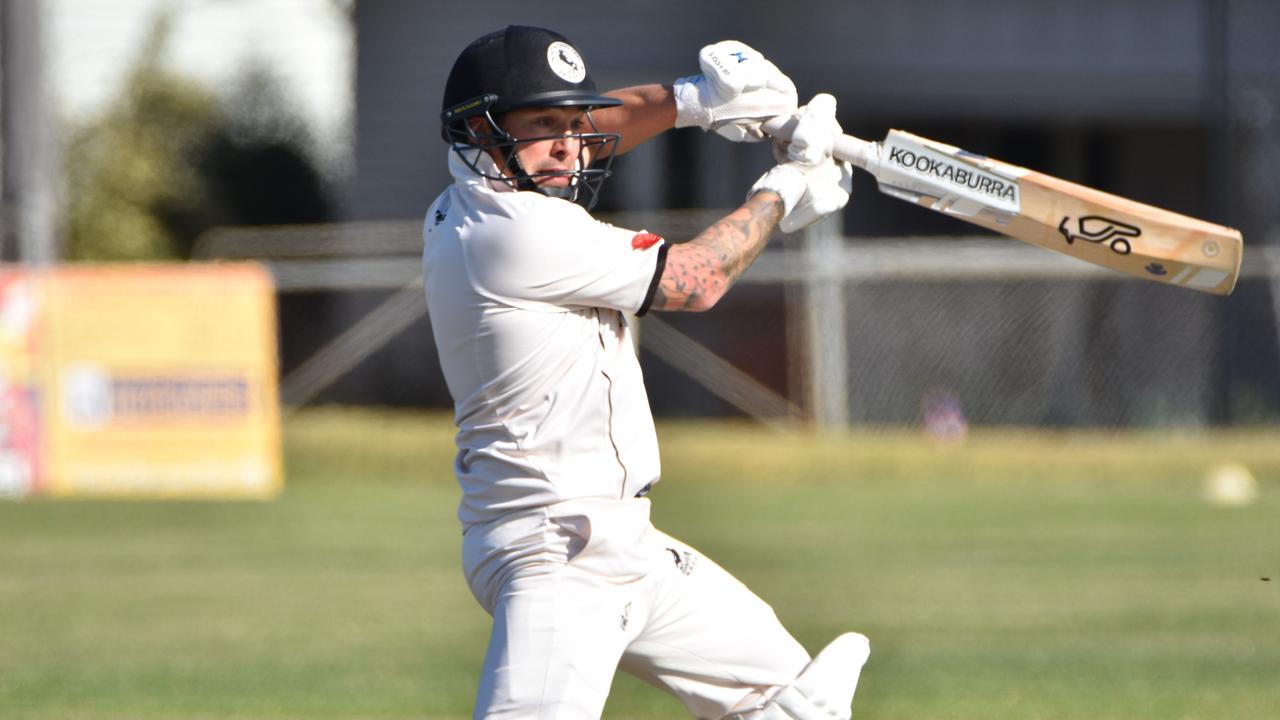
[651,192,783,312]
[593,84,676,156]
[593,40,802,158]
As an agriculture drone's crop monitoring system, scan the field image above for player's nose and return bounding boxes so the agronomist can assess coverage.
[550,133,577,160]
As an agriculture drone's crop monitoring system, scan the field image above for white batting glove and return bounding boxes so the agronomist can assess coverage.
[673,40,798,142]
[749,94,853,233]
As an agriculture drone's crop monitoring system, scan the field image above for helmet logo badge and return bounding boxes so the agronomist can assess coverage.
[547,41,586,84]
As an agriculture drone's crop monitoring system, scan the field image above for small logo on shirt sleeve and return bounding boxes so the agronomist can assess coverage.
[631,232,663,250]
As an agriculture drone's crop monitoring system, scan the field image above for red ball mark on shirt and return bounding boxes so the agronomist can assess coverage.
[631,232,663,250]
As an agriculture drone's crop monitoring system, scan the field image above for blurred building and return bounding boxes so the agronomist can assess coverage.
[276,2,1280,427]
[353,0,1252,223]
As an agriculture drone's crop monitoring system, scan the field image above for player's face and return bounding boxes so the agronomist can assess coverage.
[494,107,591,188]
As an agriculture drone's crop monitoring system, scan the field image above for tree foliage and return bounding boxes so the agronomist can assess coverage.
[63,15,332,261]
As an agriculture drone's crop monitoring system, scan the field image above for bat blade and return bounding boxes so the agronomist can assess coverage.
[873,130,1242,295]
[762,120,1244,295]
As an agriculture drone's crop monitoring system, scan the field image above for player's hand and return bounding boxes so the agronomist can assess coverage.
[673,40,798,142]
[748,94,853,233]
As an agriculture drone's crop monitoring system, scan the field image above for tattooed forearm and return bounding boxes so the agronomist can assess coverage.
[652,192,784,312]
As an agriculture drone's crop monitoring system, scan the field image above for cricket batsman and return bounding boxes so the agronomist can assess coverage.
[423,25,870,719]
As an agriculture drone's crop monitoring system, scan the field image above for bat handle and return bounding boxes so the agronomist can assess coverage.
[761,116,878,171]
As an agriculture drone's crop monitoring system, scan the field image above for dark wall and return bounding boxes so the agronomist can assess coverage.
[351,0,1224,222]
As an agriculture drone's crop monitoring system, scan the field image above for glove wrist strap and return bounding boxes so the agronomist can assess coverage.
[672,75,711,129]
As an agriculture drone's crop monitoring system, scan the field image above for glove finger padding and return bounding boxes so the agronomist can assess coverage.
[754,94,852,233]
[700,41,796,98]
[674,40,798,143]
[779,159,853,234]
[711,98,789,142]
[747,158,853,234]
[786,93,839,166]
[703,44,797,143]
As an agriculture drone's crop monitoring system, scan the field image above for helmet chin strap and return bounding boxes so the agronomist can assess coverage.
[506,153,579,202]
[504,153,540,193]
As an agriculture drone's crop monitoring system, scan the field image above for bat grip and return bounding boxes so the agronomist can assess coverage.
[761,116,877,171]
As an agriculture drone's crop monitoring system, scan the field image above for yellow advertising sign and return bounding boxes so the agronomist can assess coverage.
[0,271,41,498]
[0,264,281,499]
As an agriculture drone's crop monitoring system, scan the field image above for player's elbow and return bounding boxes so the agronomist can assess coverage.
[699,279,737,311]
[684,291,720,313]
[681,273,732,312]
[652,281,727,313]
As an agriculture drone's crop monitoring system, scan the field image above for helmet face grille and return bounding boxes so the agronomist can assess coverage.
[441,27,623,209]
[444,103,620,210]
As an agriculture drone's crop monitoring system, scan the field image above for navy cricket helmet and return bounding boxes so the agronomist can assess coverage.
[440,26,622,208]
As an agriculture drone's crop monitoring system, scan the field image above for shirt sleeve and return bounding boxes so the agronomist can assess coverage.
[466,197,668,315]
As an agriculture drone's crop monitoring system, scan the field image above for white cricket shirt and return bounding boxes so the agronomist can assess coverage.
[423,150,669,528]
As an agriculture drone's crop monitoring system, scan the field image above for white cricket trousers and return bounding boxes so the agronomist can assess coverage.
[461,496,810,720]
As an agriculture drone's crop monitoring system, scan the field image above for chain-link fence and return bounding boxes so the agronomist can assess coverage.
[1217,0,1280,424]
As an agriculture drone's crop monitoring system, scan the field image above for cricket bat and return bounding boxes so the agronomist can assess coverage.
[762,118,1243,295]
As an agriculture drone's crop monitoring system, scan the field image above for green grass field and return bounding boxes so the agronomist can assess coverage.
[2,407,1278,719]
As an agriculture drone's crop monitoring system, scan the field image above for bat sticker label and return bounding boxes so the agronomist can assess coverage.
[876,132,1022,216]
[886,147,1018,203]
[1057,215,1140,255]
[1145,263,1168,276]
